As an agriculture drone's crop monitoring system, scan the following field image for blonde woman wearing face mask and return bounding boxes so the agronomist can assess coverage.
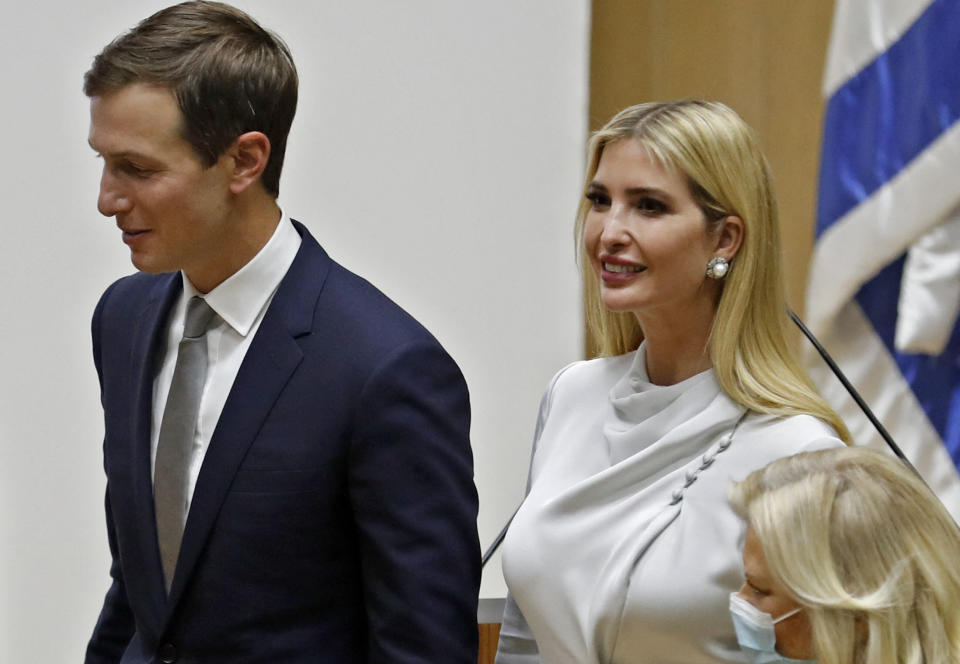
[494,101,849,664]
[729,447,960,663]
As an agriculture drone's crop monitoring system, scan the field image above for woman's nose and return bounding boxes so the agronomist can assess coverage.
[599,204,630,249]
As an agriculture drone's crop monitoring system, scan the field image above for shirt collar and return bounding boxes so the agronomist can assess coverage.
[182,211,301,336]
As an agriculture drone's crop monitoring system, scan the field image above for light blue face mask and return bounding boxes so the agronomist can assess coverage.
[729,593,817,664]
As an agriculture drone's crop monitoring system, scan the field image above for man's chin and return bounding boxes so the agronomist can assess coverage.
[130,253,176,275]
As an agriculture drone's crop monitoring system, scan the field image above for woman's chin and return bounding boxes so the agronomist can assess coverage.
[601,296,642,316]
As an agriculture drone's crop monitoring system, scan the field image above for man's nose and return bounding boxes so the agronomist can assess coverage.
[97,169,132,217]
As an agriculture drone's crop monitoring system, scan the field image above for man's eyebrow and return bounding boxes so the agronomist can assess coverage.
[87,143,155,162]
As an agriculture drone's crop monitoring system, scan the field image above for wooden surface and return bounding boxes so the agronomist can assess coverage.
[589,0,835,321]
[478,623,501,664]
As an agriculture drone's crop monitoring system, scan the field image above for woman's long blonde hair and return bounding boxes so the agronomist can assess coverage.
[576,100,849,440]
[730,447,960,663]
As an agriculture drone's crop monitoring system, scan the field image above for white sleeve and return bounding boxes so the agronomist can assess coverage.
[493,364,576,664]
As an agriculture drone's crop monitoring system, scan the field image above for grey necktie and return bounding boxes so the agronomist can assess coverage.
[154,296,216,592]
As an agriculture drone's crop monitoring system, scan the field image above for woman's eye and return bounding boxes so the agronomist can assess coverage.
[637,197,667,214]
[585,192,610,209]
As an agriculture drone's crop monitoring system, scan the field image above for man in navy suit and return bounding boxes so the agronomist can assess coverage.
[83,2,480,662]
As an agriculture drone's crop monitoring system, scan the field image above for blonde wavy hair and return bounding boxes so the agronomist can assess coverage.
[576,100,849,440]
[730,447,960,664]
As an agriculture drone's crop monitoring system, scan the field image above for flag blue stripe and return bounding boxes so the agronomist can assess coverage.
[816,0,960,237]
[854,261,960,465]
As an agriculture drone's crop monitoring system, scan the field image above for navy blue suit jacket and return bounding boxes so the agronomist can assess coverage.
[85,222,481,663]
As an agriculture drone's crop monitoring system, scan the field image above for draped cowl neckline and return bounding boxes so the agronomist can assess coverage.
[604,347,733,467]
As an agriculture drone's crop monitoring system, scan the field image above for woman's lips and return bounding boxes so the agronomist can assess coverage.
[603,262,645,274]
[599,257,646,284]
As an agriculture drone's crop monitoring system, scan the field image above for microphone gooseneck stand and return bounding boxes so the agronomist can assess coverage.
[787,308,922,479]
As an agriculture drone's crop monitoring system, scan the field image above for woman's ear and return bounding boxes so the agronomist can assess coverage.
[715,215,745,260]
[228,131,271,194]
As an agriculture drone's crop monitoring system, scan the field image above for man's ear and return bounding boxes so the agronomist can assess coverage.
[228,131,271,194]
[715,215,744,260]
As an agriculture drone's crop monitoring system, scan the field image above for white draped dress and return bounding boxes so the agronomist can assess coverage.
[496,347,843,664]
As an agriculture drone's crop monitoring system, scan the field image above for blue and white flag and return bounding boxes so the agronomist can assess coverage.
[807,0,960,518]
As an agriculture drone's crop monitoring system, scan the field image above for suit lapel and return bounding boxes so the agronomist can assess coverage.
[120,273,182,630]
[166,224,331,610]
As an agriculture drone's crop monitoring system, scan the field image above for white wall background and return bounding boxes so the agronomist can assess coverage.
[0,1,588,660]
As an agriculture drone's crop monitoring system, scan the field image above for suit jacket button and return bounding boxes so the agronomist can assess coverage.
[158,643,178,663]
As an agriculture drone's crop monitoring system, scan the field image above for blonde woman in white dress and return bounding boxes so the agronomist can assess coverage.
[495,101,849,664]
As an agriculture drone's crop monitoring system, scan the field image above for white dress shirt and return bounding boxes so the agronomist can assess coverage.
[150,213,302,516]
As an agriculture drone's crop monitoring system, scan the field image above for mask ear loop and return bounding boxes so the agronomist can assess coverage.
[772,606,803,624]
[730,592,804,626]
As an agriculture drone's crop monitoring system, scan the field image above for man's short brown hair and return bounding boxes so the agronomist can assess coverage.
[84,1,298,198]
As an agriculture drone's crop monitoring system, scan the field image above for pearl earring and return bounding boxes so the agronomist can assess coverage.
[705,256,730,279]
